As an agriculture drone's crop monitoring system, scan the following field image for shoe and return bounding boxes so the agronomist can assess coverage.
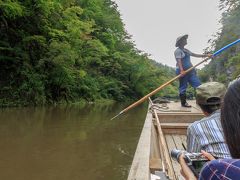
[180,94,192,108]
[181,102,192,108]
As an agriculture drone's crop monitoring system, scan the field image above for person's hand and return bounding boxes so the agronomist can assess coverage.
[179,154,197,180]
[180,70,186,77]
[207,53,213,58]
[203,53,213,58]
[201,150,215,160]
[202,53,213,59]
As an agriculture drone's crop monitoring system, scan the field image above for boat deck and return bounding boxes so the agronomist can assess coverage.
[158,100,203,179]
[165,134,186,180]
[155,100,203,134]
[128,100,205,180]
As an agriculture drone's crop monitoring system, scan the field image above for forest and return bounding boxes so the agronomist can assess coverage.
[0,0,177,106]
[0,0,239,106]
[199,0,240,83]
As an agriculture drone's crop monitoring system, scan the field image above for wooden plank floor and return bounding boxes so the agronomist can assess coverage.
[152,100,204,179]
[155,100,202,114]
[154,100,205,124]
[165,134,187,180]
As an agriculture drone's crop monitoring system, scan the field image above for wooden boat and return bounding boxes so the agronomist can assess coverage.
[127,99,204,180]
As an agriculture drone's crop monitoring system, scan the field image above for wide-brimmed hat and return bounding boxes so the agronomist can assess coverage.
[196,82,226,105]
[175,34,188,47]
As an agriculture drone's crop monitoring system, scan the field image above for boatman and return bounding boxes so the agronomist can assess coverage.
[174,34,212,107]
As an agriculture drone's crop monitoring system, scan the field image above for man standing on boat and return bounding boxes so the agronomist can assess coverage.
[187,82,231,158]
[174,34,212,107]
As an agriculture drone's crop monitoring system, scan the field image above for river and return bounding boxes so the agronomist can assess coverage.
[0,103,147,180]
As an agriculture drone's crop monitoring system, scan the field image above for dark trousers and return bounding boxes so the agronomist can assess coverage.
[176,69,201,95]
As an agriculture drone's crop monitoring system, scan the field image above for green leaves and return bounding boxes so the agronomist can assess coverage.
[0,0,25,19]
[49,40,77,67]
[62,6,94,40]
[199,0,240,83]
[226,54,240,78]
[0,0,178,106]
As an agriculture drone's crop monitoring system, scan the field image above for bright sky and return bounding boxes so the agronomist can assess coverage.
[113,0,222,68]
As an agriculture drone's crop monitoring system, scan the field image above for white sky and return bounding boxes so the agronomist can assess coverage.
[113,0,222,68]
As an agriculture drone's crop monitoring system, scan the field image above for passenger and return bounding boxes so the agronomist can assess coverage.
[220,78,240,159]
[180,79,240,180]
[187,82,230,158]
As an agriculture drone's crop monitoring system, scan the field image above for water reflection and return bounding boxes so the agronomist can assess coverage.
[0,102,147,180]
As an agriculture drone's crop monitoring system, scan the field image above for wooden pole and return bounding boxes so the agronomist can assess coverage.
[111,57,210,120]
[149,98,176,180]
[111,39,240,120]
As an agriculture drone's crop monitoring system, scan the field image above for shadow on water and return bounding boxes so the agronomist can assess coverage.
[0,102,148,180]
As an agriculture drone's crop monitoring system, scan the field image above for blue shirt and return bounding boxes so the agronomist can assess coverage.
[199,159,240,180]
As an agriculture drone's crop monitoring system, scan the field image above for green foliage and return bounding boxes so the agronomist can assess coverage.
[226,54,240,78]
[23,35,47,66]
[200,0,240,83]
[0,0,178,106]
[0,0,25,19]
[17,66,46,105]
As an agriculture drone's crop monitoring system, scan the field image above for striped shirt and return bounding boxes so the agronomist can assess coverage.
[187,110,231,158]
[199,159,240,180]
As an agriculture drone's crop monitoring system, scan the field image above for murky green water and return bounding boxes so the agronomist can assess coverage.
[0,103,147,180]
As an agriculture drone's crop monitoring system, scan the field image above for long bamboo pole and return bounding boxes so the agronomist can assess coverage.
[150,98,176,180]
[111,39,240,120]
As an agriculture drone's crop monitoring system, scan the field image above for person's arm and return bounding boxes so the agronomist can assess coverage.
[174,48,187,76]
[179,154,197,180]
[179,150,215,180]
[191,52,212,58]
[176,58,186,76]
[185,49,212,58]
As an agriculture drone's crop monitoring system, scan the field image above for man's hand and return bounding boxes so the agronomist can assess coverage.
[201,150,215,160]
[207,53,213,58]
[180,70,186,77]
[203,53,213,58]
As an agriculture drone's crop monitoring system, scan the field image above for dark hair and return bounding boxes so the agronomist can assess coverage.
[221,79,240,158]
[198,104,220,114]
[198,97,221,114]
